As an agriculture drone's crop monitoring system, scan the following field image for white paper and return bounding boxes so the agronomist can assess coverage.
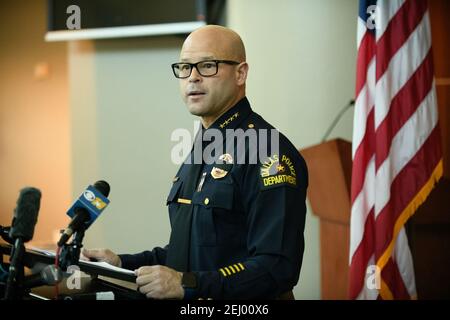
[28,247,56,257]
[28,246,135,276]
[79,260,135,276]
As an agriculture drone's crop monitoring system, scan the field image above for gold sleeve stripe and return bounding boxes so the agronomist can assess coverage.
[220,264,246,277]
[177,198,192,204]
[228,265,236,273]
[219,268,227,277]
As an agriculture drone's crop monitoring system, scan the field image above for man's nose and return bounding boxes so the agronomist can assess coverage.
[188,66,202,82]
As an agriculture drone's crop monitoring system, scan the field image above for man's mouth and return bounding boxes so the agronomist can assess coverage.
[187,91,206,97]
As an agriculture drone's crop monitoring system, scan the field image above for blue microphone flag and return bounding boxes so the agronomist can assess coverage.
[66,185,110,227]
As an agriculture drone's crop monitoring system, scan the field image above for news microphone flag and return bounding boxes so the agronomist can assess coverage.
[66,185,110,228]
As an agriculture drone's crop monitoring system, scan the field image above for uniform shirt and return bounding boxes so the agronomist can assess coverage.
[120,97,308,299]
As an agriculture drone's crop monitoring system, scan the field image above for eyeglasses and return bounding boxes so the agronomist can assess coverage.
[171,60,240,79]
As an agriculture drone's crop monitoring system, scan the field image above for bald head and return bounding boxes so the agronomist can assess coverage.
[177,25,249,129]
[181,25,246,62]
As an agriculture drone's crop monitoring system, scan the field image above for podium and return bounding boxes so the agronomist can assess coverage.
[0,242,144,300]
[300,139,352,299]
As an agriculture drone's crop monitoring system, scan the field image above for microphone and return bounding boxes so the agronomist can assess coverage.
[4,187,42,300]
[9,187,41,242]
[23,265,62,288]
[57,180,110,247]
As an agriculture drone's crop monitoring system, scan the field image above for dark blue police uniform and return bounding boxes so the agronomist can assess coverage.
[119,97,308,299]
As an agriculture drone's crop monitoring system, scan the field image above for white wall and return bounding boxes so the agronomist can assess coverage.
[69,36,190,253]
[227,0,357,299]
[69,0,358,299]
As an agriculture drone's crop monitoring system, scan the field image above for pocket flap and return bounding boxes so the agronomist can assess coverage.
[192,182,234,210]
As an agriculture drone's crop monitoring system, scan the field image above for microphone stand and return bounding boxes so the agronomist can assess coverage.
[4,238,27,300]
[55,228,87,301]
[59,227,86,271]
[0,225,11,289]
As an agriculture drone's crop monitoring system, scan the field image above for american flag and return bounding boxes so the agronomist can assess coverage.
[349,0,443,299]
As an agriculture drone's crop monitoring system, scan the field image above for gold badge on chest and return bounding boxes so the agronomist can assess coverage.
[211,166,228,179]
[211,153,233,179]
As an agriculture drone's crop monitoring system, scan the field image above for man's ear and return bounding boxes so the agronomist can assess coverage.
[235,62,248,86]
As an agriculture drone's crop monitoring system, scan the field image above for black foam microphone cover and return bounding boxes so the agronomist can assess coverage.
[93,180,110,197]
[9,187,41,242]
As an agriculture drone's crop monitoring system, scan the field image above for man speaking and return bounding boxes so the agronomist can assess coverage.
[83,25,308,300]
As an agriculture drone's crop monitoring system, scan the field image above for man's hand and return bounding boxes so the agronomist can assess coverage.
[81,248,122,267]
[135,265,184,300]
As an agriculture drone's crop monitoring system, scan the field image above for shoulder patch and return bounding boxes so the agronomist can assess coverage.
[260,154,297,189]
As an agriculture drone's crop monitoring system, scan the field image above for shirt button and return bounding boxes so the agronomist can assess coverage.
[204,198,210,205]
[248,123,254,128]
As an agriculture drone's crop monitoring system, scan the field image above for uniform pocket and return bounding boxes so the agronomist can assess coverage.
[192,181,234,210]
[192,181,244,246]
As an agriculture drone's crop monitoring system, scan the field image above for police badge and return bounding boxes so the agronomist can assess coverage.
[211,166,228,179]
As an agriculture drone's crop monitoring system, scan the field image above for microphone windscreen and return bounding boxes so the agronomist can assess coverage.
[9,187,41,242]
[93,180,110,198]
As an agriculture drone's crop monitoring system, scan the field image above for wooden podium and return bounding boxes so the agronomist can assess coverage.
[300,139,352,299]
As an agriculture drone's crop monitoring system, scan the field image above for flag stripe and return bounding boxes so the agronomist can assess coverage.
[375,49,434,169]
[357,17,368,48]
[353,58,376,157]
[381,257,410,299]
[350,156,375,258]
[349,208,375,298]
[374,11,432,129]
[376,0,428,80]
[375,128,443,263]
[356,32,376,97]
[374,86,438,218]
[393,227,418,298]
[351,109,375,203]
[375,0,406,41]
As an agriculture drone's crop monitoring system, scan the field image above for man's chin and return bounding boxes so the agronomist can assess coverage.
[187,104,207,117]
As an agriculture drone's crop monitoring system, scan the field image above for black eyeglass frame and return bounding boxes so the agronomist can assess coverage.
[171,60,240,78]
